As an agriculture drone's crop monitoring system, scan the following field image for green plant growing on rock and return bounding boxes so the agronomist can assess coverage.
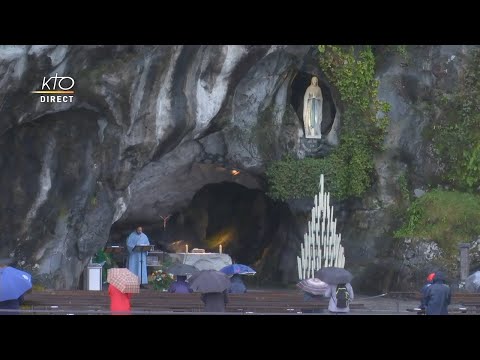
[394,189,480,256]
[267,45,390,201]
[398,173,410,203]
[93,249,116,285]
[377,45,410,61]
[428,48,480,192]
[266,156,332,200]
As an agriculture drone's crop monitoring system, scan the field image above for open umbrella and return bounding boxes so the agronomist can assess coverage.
[315,267,353,285]
[107,268,140,294]
[188,270,231,293]
[297,278,329,295]
[465,271,480,293]
[0,266,32,301]
[166,263,199,276]
[220,264,256,276]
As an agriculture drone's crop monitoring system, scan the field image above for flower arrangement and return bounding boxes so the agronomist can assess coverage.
[149,270,174,291]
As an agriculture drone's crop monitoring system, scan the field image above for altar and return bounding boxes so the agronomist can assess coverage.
[169,252,232,271]
[147,251,232,272]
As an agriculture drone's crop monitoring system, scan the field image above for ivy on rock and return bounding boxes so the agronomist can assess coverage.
[267,45,390,201]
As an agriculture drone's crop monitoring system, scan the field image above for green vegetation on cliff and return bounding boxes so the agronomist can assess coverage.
[266,156,331,200]
[267,45,390,200]
[428,48,480,191]
[395,190,480,253]
[395,48,480,254]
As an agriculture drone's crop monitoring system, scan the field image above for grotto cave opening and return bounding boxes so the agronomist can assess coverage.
[108,181,302,287]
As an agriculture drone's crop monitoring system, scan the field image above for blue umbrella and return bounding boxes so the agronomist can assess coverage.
[0,266,32,301]
[220,264,256,276]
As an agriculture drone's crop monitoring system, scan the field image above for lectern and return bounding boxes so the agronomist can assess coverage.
[133,245,153,285]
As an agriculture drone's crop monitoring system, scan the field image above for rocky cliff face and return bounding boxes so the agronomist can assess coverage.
[0,45,321,288]
[338,45,478,293]
[0,45,475,291]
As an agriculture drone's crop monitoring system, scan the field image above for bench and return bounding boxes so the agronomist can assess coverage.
[23,290,364,314]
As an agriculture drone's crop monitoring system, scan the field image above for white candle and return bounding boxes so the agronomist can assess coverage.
[297,256,302,280]
[185,245,188,253]
[219,245,222,254]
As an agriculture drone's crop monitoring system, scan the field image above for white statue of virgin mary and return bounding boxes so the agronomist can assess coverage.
[303,76,323,139]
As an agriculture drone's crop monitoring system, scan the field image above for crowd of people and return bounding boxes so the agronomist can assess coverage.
[118,226,250,313]
[114,226,456,315]
[0,224,456,315]
[108,272,242,313]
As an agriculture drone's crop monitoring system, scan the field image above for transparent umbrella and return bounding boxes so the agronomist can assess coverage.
[297,278,329,295]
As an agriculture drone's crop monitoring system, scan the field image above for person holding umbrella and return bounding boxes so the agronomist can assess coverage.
[166,263,198,294]
[0,258,32,315]
[168,275,193,294]
[219,264,256,294]
[324,282,354,314]
[108,283,132,315]
[316,267,354,314]
[297,278,329,313]
[107,268,140,315]
[188,270,231,313]
[297,278,329,300]
[229,274,247,294]
[201,290,229,312]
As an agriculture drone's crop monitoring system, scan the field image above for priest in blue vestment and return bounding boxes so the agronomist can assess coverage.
[126,226,150,286]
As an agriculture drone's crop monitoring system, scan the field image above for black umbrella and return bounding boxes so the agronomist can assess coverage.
[167,263,199,276]
[187,270,231,293]
[315,267,353,285]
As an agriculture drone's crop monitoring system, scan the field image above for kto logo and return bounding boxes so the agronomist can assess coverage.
[31,73,75,103]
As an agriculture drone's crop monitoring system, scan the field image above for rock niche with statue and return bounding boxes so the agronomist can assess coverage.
[303,76,323,139]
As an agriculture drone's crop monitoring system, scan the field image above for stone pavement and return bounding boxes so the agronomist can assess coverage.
[21,289,473,315]
[347,295,420,315]
[346,295,473,315]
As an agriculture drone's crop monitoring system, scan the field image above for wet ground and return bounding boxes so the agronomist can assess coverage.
[19,289,477,315]
[348,296,420,315]
[347,295,473,315]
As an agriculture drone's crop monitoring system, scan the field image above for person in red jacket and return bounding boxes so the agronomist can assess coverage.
[108,284,132,315]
